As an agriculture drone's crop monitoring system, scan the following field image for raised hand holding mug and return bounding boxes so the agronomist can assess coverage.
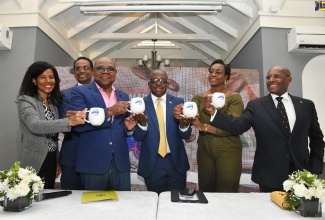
[84,107,105,126]
[127,97,145,113]
[181,102,198,118]
[209,92,226,109]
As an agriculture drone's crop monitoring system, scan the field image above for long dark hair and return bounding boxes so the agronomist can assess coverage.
[209,59,231,81]
[18,61,62,106]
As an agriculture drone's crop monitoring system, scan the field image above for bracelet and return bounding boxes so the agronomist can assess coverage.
[68,117,75,127]
[204,124,208,133]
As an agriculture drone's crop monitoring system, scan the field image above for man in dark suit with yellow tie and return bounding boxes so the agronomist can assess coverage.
[131,69,192,194]
[175,66,324,192]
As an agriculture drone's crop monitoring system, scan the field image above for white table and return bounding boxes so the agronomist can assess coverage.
[157,192,324,220]
[0,190,158,220]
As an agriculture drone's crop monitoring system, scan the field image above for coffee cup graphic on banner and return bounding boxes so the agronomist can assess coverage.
[210,92,226,109]
[84,107,105,126]
[182,102,198,118]
[127,97,145,113]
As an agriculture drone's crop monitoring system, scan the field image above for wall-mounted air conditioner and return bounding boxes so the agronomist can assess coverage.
[0,24,13,50]
[287,26,325,53]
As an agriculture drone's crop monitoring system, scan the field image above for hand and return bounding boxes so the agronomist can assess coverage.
[70,108,87,125]
[124,115,138,131]
[203,95,216,115]
[56,164,61,178]
[191,117,208,132]
[179,116,195,128]
[191,116,202,129]
[132,112,148,126]
[64,110,78,118]
[173,104,183,119]
[107,101,130,117]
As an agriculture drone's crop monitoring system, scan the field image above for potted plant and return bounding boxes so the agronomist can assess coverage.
[283,169,325,217]
[0,161,44,212]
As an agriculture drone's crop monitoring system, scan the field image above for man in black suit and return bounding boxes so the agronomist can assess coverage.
[58,57,93,189]
[202,66,324,192]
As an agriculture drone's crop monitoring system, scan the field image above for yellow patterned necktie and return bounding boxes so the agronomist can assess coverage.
[157,98,167,157]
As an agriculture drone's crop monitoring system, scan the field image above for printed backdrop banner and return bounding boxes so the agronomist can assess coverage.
[57,66,260,190]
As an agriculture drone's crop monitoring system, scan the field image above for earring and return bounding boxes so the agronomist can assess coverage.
[224,80,227,84]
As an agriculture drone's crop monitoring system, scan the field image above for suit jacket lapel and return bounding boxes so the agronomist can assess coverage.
[88,82,106,107]
[144,95,160,131]
[115,90,124,101]
[290,94,303,136]
[165,94,174,128]
[262,94,290,136]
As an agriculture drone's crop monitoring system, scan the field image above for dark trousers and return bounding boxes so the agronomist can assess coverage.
[80,159,130,191]
[38,150,57,189]
[144,154,186,194]
[60,165,84,190]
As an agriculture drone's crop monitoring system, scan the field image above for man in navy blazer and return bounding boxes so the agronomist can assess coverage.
[68,57,132,190]
[131,69,192,194]
[199,66,324,192]
[58,57,94,190]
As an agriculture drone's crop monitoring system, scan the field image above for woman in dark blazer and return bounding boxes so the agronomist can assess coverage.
[16,61,86,189]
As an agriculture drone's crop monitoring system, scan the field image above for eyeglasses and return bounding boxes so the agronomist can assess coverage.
[94,66,116,73]
[149,78,168,84]
[266,74,289,80]
[75,66,91,72]
[208,70,224,75]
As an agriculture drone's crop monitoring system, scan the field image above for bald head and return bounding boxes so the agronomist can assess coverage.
[266,66,292,96]
[149,69,168,79]
[95,57,116,68]
[268,66,291,77]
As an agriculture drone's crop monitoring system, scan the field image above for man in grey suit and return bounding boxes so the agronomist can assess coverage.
[58,57,94,190]
[180,66,324,192]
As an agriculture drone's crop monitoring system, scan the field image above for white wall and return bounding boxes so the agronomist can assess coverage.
[302,55,325,161]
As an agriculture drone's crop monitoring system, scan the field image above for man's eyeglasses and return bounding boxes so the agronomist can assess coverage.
[75,66,91,72]
[94,66,116,73]
[150,78,168,84]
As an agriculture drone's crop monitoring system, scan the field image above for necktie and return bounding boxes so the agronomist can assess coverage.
[157,98,167,157]
[276,97,291,134]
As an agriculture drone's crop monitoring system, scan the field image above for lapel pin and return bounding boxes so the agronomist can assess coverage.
[169,101,172,104]
[300,101,303,103]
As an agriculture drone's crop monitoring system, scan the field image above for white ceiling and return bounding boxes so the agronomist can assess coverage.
[0,0,324,66]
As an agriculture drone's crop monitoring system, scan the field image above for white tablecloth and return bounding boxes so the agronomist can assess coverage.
[157,192,323,220]
[0,190,158,220]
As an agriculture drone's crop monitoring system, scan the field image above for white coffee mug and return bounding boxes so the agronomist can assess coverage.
[84,107,105,126]
[182,102,198,118]
[127,97,145,113]
[210,92,226,109]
